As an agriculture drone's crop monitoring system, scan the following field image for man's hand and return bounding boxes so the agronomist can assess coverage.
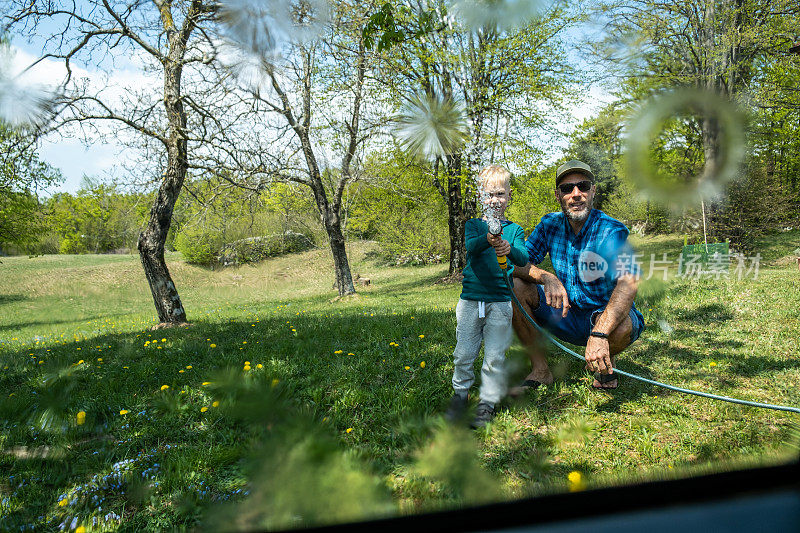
[585,335,613,374]
[542,273,570,318]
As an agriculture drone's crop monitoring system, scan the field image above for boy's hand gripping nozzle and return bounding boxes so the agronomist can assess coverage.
[487,218,507,270]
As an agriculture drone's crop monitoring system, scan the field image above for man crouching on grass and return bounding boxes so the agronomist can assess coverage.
[511,160,645,391]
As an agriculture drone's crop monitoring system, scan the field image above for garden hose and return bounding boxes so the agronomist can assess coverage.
[500,269,800,414]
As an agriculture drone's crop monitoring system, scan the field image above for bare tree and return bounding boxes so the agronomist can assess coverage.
[210,0,384,296]
[6,0,216,325]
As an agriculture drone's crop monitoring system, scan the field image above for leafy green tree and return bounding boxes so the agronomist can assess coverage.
[42,180,149,254]
[347,151,449,263]
[366,0,578,275]
[0,125,62,253]
[591,0,800,244]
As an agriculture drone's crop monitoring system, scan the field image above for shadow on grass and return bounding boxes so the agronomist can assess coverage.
[674,303,735,323]
[0,294,28,306]
[0,307,462,530]
[375,271,452,295]
[0,313,135,333]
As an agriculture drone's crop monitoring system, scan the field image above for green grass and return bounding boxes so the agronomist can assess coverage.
[1,234,799,531]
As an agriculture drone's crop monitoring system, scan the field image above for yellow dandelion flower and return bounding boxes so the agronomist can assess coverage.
[120,409,129,415]
[348,353,354,356]
[709,361,717,367]
[202,381,211,386]
[212,401,220,408]
[210,344,217,348]
[242,341,247,344]
[97,358,102,362]
[179,370,185,373]
[76,411,86,425]
[160,385,169,391]
[256,363,263,369]
[346,427,353,433]
[123,366,129,369]
[334,350,343,354]
[418,335,424,339]
[186,365,192,369]
[271,378,280,387]
[77,360,84,364]
[243,365,251,371]
[76,526,86,533]
[420,361,426,368]
[200,406,208,413]
[567,471,586,492]
[58,498,68,507]
[404,366,410,370]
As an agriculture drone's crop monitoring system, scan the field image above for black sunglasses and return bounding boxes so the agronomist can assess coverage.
[558,180,592,194]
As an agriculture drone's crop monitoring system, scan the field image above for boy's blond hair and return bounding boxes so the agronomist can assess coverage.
[478,164,511,191]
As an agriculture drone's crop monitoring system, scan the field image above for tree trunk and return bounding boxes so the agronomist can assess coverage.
[326,214,355,296]
[445,153,467,275]
[137,22,191,326]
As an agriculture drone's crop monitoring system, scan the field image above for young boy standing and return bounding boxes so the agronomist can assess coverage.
[446,165,528,428]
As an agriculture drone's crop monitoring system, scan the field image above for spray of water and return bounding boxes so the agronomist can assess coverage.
[217,0,331,56]
[447,0,547,32]
[625,89,745,207]
[0,44,55,129]
[395,92,469,160]
[478,183,503,233]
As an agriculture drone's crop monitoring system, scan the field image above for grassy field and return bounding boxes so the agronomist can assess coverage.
[1,232,799,531]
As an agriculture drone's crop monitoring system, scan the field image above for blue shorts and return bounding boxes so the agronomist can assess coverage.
[530,285,645,347]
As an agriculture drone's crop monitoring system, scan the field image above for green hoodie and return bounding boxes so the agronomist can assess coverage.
[460,218,528,302]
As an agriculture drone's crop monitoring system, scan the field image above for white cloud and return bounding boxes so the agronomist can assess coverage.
[10,45,158,193]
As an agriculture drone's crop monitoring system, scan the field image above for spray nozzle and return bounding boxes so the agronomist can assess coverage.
[487,217,502,236]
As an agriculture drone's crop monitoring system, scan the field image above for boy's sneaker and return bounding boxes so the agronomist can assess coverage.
[470,402,495,429]
[445,393,469,422]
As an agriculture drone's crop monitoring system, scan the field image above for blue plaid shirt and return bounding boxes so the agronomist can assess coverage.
[526,209,640,311]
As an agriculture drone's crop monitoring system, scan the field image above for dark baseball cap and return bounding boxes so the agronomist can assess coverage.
[555,160,594,185]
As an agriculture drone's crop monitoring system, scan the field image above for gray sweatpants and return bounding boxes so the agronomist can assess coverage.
[452,298,513,405]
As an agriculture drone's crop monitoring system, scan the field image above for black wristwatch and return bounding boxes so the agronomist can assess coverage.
[590,331,609,339]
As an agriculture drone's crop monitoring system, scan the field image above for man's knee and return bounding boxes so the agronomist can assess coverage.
[511,279,541,342]
[609,315,633,355]
[512,278,539,311]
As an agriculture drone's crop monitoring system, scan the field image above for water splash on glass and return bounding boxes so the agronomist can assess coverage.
[448,0,547,32]
[625,89,744,207]
[395,93,469,160]
[478,183,503,233]
[0,45,55,129]
[218,0,331,56]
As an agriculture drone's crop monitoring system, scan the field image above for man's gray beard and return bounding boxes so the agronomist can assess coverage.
[561,199,593,222]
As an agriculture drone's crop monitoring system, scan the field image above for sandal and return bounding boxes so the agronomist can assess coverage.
[591,372,619,390]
